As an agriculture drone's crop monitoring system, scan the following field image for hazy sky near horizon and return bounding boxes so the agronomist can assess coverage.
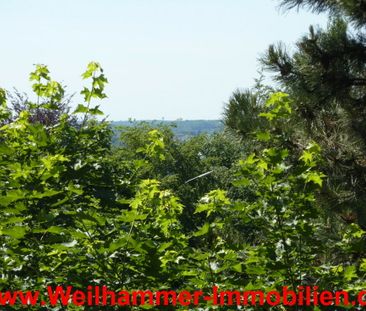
[0,0,328,120]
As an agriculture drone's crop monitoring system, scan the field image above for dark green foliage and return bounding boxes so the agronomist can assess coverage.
[113,122,246,233]
[279,0,366,28]
[223,89,264,138]
[219,1,366,307]
[259,1,366,229]
[4,60,360,310]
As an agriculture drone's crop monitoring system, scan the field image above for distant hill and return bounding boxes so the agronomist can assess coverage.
[111,120,224,140]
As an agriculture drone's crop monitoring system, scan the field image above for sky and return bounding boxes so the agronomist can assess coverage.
[0,0,328,121]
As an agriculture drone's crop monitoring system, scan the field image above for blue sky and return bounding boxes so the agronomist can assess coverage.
[0,0,327,120]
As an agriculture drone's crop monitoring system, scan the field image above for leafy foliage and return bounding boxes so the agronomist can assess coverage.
[1,59,365,311]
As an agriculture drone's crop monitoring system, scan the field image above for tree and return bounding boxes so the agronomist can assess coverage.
[6,88,76,127]
[114,122,247,233]
[278,0,366,27]
[223,89,264,139]
[226,0,366,229]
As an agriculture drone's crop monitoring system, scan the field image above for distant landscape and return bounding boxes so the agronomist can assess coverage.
[112,119,223,140]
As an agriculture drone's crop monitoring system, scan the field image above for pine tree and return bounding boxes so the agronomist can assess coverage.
[261,0,366,227]
[223,89,263,138]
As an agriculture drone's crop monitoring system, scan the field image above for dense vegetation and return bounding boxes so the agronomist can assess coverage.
[1,0,366,310]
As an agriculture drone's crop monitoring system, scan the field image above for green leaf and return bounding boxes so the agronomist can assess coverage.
[303,171,326,186]
[1,226,27,239]
[360,259,366,272]
[232,263,242,272]
[82,61,101,79]
[120,210,147,222]
[46,226,64,234]
[109,238,127,252]
[89,106,104,115]
[73,104,89,114]
[0,190,25,206]
[256,131,271,142]
[194,204,212,214]
[194,222,210,237]
[344,265,357,281]
[300,150,313,165]
[77,212,106,225]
